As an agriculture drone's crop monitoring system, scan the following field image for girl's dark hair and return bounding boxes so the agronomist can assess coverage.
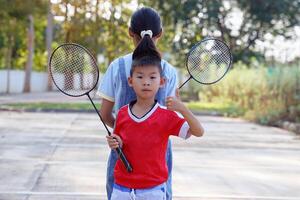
[130,7,162,76]
[130,7,162,39]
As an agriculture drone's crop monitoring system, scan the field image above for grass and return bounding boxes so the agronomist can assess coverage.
[0,102,96,111]
[187,101,245,117]
[195,64,300,124]
[0,101,239,117]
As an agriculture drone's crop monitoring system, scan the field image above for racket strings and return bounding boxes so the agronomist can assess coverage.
[50,44,99,96]
[189,48,216,78]
[214,42,231,65]
[187,39,231,84]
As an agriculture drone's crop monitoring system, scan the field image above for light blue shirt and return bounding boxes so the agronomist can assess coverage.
[97,53,178,112]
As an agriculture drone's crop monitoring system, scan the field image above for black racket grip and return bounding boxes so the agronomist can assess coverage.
[116,147,133,172]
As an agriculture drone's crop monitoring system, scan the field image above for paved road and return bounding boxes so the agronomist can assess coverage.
[0,110,299,200]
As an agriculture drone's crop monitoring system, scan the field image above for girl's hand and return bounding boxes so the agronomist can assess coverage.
[166,89,186,113]
[106,134,123,149]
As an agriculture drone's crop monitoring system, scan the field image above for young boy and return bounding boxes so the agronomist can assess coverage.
[106,30,204,200]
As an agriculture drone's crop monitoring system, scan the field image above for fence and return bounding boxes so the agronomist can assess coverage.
[0,70,104,94]
[0,69,185,94]
[0,70,50,93]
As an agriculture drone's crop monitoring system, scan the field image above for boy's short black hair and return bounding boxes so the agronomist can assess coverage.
[131,55,162,76]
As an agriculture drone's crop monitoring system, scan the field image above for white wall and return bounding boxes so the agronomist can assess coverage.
[0,70,100,94]
[0,70,8,93]
[31,71,49,92]
[0,70,25,93]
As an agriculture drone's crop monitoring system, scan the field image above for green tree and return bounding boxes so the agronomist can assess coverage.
[51,0,133,67]
[0,0,47,92]
[140,0,300,65]
[0,0,28,92]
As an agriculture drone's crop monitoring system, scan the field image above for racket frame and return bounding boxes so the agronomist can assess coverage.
[185,37,232,85]
[49,43,133,172]
[49,43,100,97]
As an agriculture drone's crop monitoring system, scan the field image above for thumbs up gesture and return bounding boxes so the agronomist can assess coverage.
[166,88,185,113]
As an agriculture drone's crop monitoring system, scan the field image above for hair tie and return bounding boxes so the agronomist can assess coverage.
[140,30,153,38]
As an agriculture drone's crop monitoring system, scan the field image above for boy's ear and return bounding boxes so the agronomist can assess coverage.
[159,77,166,88]
[128,77,133,87]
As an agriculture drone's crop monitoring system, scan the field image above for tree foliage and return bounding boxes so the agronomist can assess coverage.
[0,0,299,73]
[0,0,47,71]
[140,0,300,64]
[51,0,133,71]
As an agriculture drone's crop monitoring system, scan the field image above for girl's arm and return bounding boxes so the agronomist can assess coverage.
[99,99,115,128]
[166,90,204,137]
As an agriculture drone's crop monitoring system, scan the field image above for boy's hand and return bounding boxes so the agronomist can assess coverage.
[166,88,186,113]
[106,134,123,149]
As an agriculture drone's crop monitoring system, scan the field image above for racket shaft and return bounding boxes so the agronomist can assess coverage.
[179,76,192,89]
[116,147,133,172]
[87,94,133,172]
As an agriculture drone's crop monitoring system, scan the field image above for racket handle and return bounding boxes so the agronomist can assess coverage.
[116,147,133,173]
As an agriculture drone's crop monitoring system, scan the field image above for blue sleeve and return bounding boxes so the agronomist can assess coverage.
[96,60,117,102]
[165,63,178,97]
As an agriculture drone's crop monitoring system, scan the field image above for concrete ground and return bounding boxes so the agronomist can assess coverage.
[0,92,300,200]
[0,110,299,200]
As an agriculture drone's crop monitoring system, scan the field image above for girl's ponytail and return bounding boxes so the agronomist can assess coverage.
[132,32,161,61]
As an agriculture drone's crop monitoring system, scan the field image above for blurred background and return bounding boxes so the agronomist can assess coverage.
[0,0,299,131]
[0,1,300,199]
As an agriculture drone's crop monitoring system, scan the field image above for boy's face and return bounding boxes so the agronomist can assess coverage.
[128,65,165,100]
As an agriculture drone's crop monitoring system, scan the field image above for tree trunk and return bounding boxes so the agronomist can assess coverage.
[5,36,13,94]
[93,0,100,88]
[46,1,53,91]
[24,15,34,93]
[63,1,74,90]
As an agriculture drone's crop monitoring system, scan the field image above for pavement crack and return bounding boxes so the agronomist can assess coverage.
[23,114,79,200]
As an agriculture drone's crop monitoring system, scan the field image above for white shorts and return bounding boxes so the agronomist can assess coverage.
[111,182,166,200]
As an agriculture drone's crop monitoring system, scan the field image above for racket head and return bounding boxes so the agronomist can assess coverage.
[49,43,99,97]
[186,38,232,85]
